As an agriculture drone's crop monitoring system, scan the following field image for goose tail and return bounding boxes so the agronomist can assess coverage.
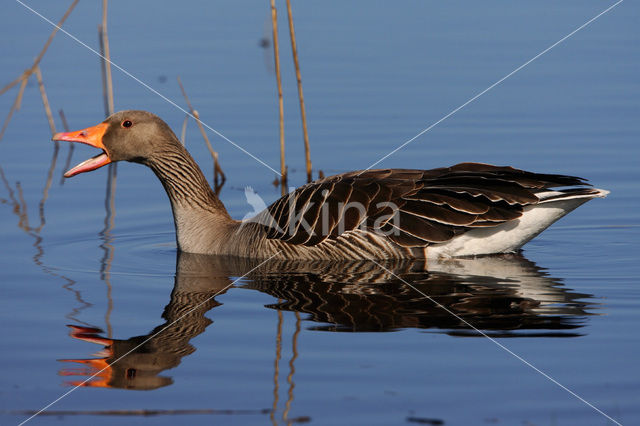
[536,187,610,204]
[427,187,609,258]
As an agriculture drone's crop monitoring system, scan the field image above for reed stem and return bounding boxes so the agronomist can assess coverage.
[177,76,226,188]
[285,0,312,183]
[100,0,115,116]
[99,0,116,340]
[0,0,79,97]
[59,109,75,185]
[34,66,56,135]
[270,0,287,189]
[0,78,28,141]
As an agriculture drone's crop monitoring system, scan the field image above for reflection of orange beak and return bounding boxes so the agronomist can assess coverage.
[67,324,113,346]
[62,325,114,387]
[67,325,103,334]
[52,122,111,177]
[59,358,113,388]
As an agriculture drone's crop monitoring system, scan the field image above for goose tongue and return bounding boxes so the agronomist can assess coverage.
[52,122,111,177]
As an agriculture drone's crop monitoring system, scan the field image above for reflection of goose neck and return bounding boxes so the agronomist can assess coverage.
[61,253,234,390]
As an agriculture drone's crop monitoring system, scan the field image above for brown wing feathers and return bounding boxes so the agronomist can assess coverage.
[262,163,589,248]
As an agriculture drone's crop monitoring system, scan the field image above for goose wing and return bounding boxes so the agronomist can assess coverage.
[254,163,589,248]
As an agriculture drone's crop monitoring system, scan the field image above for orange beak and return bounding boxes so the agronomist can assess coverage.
[52,122,111,177]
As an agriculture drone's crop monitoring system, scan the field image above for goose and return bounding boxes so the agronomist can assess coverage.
[52,110,608,260]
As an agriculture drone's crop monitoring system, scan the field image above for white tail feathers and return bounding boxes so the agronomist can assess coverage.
[427,188,608,258]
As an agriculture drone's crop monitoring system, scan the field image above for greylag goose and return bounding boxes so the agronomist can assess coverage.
[52,110,608,260]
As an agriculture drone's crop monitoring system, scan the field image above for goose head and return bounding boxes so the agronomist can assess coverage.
[53,110,178,177]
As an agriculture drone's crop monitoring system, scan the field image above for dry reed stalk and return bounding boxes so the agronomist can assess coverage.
[0,77,28,141]
[100,0,114,116]
[0,2,85,327]
[98,0,118,189]
[34,66,57,135]
[1,65,61,234]
[177,76,226,187]
[99,0,117,188]
[59,108,75,184]
[0,0,79,97]
[285,0,312,183]
[99,22,118,214]
[270,0,287,189]
[99,0,116,339]
[281,166,288,197]
[98,25,110,115]
[98,9,118,216]
[58,109,70,132]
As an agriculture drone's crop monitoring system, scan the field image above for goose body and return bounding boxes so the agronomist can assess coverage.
[53,110,608,260]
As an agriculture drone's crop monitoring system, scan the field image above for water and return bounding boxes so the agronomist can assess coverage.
[1,1,639,425]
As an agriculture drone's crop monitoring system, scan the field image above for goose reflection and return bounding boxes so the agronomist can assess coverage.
[59,252,594,389]
[246,254,593,335]
[59,254,230,390]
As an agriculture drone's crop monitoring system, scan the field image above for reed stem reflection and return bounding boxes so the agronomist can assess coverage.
[0,159,91,325]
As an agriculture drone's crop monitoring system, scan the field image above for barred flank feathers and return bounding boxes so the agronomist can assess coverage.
[263,163,593,248]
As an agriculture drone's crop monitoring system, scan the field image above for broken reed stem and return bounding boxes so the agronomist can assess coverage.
[285,0,312,183]
[100,0,115,116]
[35,66,57,135]
[59,109,70,132]
[177,76,226,186]
[59,109,75,185]
[0,77,28,141]
[0,0,79,97]
[270,0,287,188]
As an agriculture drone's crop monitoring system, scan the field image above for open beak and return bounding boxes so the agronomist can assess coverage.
[52,122,111,177]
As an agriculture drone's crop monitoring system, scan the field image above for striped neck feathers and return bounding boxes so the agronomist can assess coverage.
[144,141,229,219]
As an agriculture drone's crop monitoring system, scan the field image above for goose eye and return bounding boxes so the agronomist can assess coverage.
[122,120,133,128]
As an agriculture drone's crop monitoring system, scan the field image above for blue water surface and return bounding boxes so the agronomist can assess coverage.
[1,1,639,425]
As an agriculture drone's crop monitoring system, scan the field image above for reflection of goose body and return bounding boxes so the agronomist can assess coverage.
[54,110,607,259]
[427,256,592,317]
[60,253,593,389]
[244,254,593,334]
